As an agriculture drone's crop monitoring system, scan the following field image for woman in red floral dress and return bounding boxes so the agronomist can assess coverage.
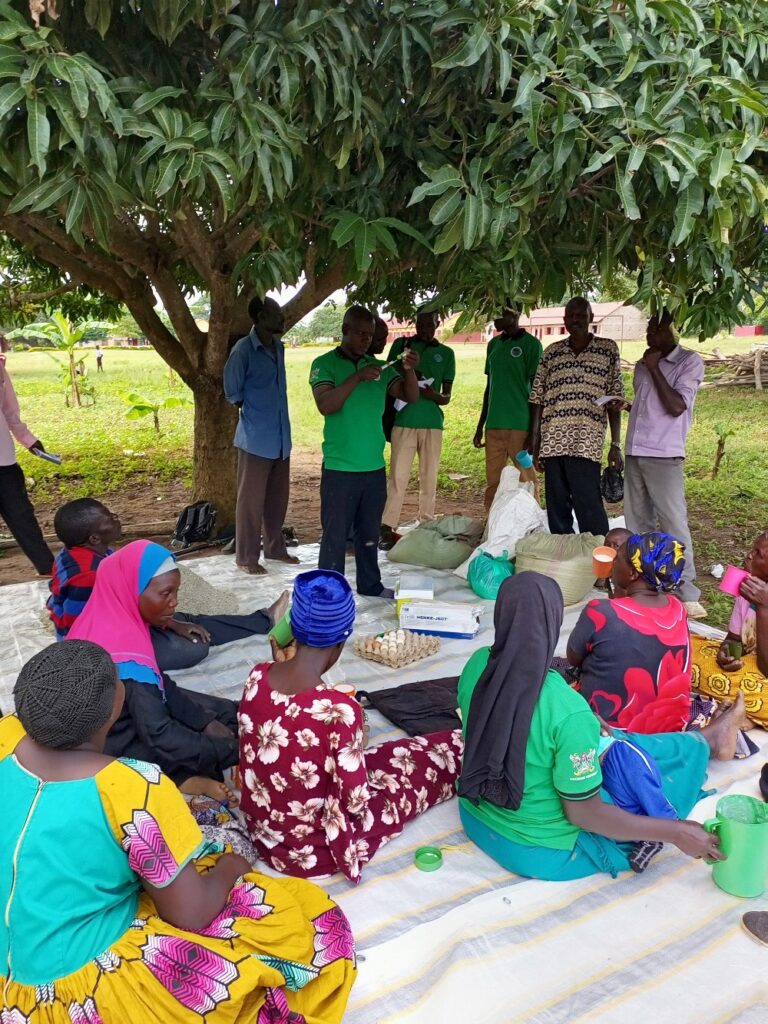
[239,569,463,884]
[566,532,692,734]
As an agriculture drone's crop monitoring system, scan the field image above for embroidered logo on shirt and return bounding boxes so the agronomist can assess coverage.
[434,354,443,362]
[569,749,597,777]
[309,367,321,383]
[509,346,523,358]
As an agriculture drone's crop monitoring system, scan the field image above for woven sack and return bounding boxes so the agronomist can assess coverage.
[387,515,484,570]
[514,532,604,606]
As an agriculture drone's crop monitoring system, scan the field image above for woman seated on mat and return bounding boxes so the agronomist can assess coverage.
[47,497,287,672]
[238,568,464,884]
[0,641,354,1023]
[456,572,746,881]
[69,539,287,803]
[691,529,768,727]
[566,531,692,733]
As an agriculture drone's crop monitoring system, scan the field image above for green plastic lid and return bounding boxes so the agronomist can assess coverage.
[414,846,443,872]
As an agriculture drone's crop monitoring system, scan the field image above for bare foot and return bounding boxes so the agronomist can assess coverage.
[700,691,748,760]
[267,590,290,627]
[239,563,267,576]
[180,776,238,806]
[268,554,301,565]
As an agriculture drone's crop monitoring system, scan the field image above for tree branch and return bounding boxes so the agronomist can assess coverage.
[4,281,77,306]
[283,258,348,328]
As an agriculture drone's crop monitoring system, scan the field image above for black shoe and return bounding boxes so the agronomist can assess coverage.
[760,763,768,802]
[378,525,397,551]
[629,841,664,873]
[282,526,299,548]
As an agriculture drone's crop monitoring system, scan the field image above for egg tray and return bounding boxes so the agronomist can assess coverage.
[353,628,441,668]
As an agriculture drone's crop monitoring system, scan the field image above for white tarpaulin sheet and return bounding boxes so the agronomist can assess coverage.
[2,546,766,1023]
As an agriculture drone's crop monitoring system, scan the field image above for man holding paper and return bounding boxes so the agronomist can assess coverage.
[0,344,53,574]
[379,309,455,548]
[529,297,624,536]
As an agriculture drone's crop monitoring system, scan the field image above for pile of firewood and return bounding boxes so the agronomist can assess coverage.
[700,347,768,390]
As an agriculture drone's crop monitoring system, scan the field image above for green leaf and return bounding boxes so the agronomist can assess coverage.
[353,221,372,272]
[552,131,576,174]
[132,86,185,116]
[434,28,489,69]
[709,148,733,189]
[0,82,24,121]
[27,94,50,176]
[376,217,431,250]
[463,193,481,249]
[670,179,704,246]
[615,166,641,220]
[513,66,545,109]
[430,189,462,226]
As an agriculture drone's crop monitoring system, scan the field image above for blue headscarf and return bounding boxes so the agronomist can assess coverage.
[290,569,355,648]
[627,531,685,593]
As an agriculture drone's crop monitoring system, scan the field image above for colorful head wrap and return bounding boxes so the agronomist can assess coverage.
[627,531,685,593]
[290,569,355,648]
[68,540,177,687]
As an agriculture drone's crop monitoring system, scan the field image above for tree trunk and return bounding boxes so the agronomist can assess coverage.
[190,373,239,528]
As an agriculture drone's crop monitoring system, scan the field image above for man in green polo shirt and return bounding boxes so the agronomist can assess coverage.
[310,304,420,597]
[473,305,542,509]
[380,310,456,549]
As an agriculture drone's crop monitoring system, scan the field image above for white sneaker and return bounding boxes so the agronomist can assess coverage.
[684,601,708,620]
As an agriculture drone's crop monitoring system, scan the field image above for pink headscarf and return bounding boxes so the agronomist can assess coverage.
[68,539,175,685]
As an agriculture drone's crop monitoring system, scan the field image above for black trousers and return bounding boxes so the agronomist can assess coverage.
[0,462,53,573]
[150,609,272,672]
[543,456,609,536]
[319,466,387,595]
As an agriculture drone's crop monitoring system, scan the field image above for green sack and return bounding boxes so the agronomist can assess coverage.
[467,548,515,600]
[387,515,484,570]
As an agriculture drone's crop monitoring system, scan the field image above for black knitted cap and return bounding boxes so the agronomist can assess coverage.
[14,641,117,750]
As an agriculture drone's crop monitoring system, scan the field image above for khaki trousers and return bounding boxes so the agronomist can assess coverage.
[382,426,443,529]
[235,450,290,568]
[484,428,540,510]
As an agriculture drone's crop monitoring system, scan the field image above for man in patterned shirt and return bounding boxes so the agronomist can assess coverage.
[529,297,624,535]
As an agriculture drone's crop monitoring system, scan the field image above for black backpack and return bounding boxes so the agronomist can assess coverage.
[172,501,217,548]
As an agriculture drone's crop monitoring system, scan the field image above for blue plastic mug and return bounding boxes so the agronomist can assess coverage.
[515,450,534,470]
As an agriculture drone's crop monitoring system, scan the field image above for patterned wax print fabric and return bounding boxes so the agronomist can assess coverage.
[238,664,464,884]
[0,715,355,1024]
[690,634,768,727]
[568,596,691,733]
[529,334,624,463]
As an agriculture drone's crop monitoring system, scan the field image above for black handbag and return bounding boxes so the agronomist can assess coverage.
[601,466,624,504]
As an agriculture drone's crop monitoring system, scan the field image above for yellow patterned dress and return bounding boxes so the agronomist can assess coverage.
[0,715,355,1023]
[690,635,768,726]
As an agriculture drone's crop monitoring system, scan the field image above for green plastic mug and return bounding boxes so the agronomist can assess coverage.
[704,794,768,898]
[268,609,293,648]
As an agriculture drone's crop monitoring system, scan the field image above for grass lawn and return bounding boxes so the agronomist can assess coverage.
[5,336,766,626]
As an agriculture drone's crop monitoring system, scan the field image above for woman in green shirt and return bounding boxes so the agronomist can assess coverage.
[457,573,744,880]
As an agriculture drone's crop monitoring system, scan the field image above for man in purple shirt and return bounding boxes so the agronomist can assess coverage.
[622,310,705,617]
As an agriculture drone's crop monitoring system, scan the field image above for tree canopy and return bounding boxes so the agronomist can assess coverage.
[0,0,765,508]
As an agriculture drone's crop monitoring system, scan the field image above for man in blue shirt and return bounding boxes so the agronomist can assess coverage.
[224,296,297,575]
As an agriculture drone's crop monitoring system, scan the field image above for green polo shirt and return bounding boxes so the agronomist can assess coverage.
[458,648,602,850]
[310,348,400,472]
[485,329,543,432]
[388,336,456,430]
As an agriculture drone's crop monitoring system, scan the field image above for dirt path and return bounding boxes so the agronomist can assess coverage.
[0,450,486,586]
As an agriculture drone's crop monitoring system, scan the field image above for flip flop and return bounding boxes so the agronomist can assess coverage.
[742,912,768,947]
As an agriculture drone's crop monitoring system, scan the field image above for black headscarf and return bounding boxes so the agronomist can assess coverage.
[457,572,564,811]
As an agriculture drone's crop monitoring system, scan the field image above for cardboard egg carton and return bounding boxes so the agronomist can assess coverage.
[353,628,441,668]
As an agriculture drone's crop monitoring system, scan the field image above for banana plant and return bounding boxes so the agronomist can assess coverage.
[7,310,110,407]
[122,391,192,434]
